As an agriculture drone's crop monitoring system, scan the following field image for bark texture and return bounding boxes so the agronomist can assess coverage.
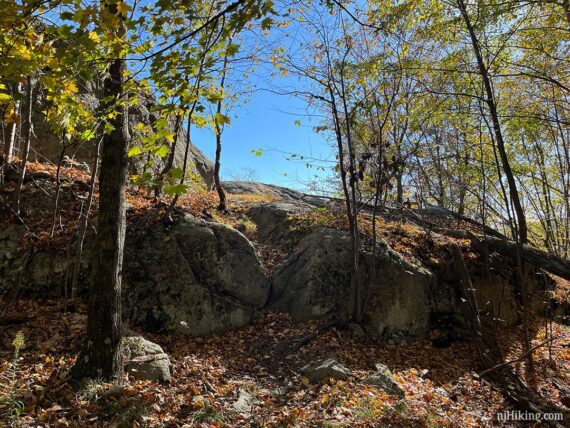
[72,49,128,382]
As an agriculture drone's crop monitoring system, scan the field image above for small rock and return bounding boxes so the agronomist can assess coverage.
[362,363,405,398]
[300,358,351,382]
[101,385,125,400]
[231,389,258,413]
[124,335,172,384]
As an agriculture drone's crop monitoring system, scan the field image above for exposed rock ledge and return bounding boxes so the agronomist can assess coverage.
[1,182,567,340]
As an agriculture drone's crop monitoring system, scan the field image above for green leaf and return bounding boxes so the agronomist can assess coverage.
[79,129,96,141]
[128,146,142,157]
[164,183,188,197]
[156,144,170,158]
[214,112,231,125]
[169,168,184,180]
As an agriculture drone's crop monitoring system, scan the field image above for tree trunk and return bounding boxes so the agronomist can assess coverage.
[214,40,231,211]
[457,0,528,245]
[3,83,21,166]
[396,172,403,205]
[13,77,33,216]
[72,15,128,382]
[214,126,226,210]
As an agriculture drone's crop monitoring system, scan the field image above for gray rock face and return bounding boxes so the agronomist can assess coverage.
[361,245,432,340]
[362,363,405,398]
[31,83,214,188]
[123,335,172,384]
[248,201,313,247]
[0,225,24,260]
[0,212,269,336]
[270,228,353,321]
[0,243,89,297]
[123,214,270,336]
[222,181,306,201]
[270,228,432,338]
[300,358,351,382]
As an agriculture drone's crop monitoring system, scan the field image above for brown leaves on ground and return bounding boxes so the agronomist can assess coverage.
[1,298,568,427]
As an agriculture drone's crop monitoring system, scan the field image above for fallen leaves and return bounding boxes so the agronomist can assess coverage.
[1,299,568,427]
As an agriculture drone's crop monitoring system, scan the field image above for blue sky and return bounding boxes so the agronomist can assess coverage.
[190,4,341,194]
[191,87,337,193]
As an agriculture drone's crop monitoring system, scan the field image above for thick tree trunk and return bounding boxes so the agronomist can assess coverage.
[457,0,528,245]
[72,50,128,381]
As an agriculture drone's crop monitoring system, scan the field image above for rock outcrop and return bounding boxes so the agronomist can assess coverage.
[123,214,270,336]
[248,201,313,248]
[31,82,214,188]
[1,180,565,342]
[270,227,432,338]
[0,213,270,336]
[270,228,353,321]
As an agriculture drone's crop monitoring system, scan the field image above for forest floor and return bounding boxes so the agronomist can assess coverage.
[0,298,569,427]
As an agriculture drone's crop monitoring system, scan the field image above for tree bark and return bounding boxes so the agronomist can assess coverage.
[214,39,231,211]
[13,77,33,216]
[3,82,21,166]
[72,5,128,382]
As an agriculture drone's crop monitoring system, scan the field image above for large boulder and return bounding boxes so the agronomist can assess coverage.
[360,243,432,340]
[270,227,432,338]
[222,181,305,201]
[0,212,270,336]
[123,214,270,336]
[270,228,354,321]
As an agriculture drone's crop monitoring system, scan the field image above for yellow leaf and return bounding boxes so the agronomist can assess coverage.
[117,1,130,15]
[64,81,78,94]
[88,31,100,43]
[4,110,18,124]
[301,377,310,385]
